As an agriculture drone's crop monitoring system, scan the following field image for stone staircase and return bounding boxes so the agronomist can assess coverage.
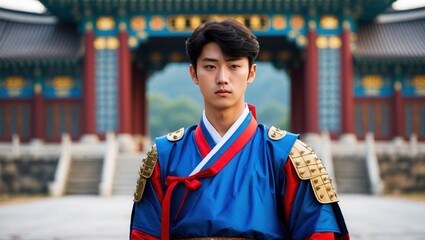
[333,155,371,194]
[113,152,143,195]
[65,157,103,195]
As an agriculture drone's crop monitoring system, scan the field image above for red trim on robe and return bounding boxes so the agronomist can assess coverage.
[131,229,160,240]
[307,232,335,240]
[194,125,212,158]
[151,161,164,204]
[282,160,349,240]
[283,158,300,225]
[247,104,257,120]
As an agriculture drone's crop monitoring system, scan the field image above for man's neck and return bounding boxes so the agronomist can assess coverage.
[204,103,246,137]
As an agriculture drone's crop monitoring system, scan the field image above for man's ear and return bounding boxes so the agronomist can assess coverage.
[247,64,257,84]
[189,65,198,85]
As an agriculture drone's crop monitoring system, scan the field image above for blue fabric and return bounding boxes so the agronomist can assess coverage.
[199,118,217,148]
[131,116,348,239]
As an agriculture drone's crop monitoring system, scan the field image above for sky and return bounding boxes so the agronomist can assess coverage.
[0,0,425,13]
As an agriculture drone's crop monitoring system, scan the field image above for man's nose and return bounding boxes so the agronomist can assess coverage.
[216,67,229,85]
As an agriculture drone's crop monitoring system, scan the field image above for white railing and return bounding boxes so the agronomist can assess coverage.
[99,132,118,197]
[47,134,108,197]
[365,133,384,195]
[11,134,20,156]
[0,137,62,159]
[49,133,72,197]
[320,131,337,189]
[300,132,337,188]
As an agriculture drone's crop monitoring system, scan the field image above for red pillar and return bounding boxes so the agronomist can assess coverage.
[341,22,355,134]
[304,22,319,133]
[141,72,148,137]
[290,63,305,133]
[132,66,146,136]
[33,83,45,139]
[393,81,404,138]
[118,26,132,134]
[83,29,96,134]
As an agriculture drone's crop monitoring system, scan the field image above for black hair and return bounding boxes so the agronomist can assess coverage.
[185,19,260,72]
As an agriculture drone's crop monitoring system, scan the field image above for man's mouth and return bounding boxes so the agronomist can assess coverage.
[215,89,231,96]
[215,89,231,94]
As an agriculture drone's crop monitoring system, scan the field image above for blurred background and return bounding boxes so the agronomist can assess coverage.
[0,1,424,239]
[0,0,424,206]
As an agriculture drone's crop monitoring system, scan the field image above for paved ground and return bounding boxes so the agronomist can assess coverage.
[0,194,424,240]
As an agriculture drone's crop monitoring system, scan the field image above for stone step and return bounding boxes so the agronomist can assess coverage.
[65,158,103,195]
[113,153,143,195]
[333,156,371,194]
[66,188,98,195]
[67,177,101,183]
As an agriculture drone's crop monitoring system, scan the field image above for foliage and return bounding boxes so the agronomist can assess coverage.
[148,93,202,138]
[257,102,289,128]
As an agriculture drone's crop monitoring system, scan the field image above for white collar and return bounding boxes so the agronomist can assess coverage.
[202,104,250,144]
[191,104,250,176]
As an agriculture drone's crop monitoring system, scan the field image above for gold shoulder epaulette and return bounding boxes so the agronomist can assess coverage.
[133,145,158,202]
[268,126,286,140]
[289,139,339,204]
[167,128,185,141]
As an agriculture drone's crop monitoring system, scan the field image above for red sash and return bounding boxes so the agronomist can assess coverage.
[161,116,257,240]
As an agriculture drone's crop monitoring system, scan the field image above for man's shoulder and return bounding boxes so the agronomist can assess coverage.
[156,125,197,143]
[288,138,339,204]
[258,124,299,144]
[166,127,185,142]
[266,126,299,142]
[260,125,299,158]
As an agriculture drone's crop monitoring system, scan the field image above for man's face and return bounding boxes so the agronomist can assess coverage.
[189,42,256,112]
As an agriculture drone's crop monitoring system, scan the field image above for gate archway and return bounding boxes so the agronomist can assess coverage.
[3,0,412,143]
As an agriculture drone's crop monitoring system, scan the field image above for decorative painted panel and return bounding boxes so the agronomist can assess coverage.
[318,48,340,133]
[88,16,120,133]
[44,75,82,98]
[354,74,393,97]
[95,48,118,133]
[0,75,33,98]
[403,75,425,97]
[87,13,316,49]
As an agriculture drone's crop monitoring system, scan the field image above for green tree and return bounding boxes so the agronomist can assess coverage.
[148,93,202,139]
[257,102,289,129]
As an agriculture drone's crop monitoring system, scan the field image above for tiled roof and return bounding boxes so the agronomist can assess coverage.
[0,19,82,61]
[39,0,395,22]
[355,18,425,60]
[1,6,424,63]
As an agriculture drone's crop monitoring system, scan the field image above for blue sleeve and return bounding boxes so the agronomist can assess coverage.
[288,180,342,240]
[131,178,162,237]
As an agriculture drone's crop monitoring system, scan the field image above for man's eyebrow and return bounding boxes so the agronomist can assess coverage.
[225,57,242,61]
[200,57,242,62]
[201,57,218,62]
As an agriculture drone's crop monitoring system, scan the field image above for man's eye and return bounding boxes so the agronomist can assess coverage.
[204,65,215,70]
[230,64,240,69]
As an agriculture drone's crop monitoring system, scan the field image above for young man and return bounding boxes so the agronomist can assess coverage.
[130,19,349,240]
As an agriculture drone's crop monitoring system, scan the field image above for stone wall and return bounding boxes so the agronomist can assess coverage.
[378,153,425,194]
[0,157,58,195]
